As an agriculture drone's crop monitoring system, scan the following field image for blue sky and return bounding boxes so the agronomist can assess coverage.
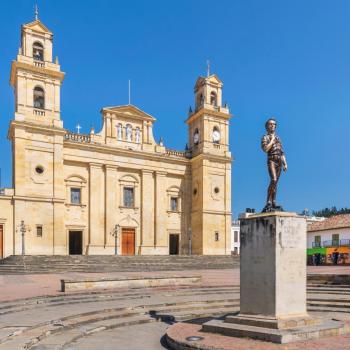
[0,0,349,217]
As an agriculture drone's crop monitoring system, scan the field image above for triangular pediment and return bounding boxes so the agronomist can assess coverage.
[194,74,223,90]
[102,104,156,122]
[23,20,52,34]
[207,74,222,85]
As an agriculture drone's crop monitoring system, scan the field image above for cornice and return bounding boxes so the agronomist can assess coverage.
[190,152,232,164]
[13,196,65,203]
[8,120,66,140]
[10,60,65,86]
[185,108,232,125]
[63,140,191,166]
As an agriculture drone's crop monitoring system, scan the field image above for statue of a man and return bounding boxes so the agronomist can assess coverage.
[261,118,287,212]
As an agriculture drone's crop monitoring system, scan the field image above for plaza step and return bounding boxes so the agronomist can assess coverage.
[0,255,239,274]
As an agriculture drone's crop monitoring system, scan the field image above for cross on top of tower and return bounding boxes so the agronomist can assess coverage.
[35,4,39,20]
[76,124,82,134]
[206,60,210,77]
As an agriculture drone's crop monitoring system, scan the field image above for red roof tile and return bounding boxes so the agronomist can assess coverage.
[308,214,350,232]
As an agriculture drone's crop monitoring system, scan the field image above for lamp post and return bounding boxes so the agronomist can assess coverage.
[20,220,26,255]
[188,227,192,256]
[112,224,120,255]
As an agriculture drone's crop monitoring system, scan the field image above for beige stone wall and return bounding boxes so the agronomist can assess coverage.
[0,195,14,258]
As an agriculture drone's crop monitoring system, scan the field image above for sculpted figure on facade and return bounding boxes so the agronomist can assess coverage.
[135,127,141,143]
[126,124,132,142]
[261,118,287,212]
[117,123,123,140]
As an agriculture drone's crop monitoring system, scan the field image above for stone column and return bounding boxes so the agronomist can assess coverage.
[154,171,167,251]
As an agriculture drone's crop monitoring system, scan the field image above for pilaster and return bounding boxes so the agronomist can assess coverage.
[141,170,155,251]
[105,165,118,248]
[154,171,167,247]
[88,163,105,249]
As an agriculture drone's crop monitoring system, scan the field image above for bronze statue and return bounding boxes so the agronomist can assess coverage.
[261,118,287,212]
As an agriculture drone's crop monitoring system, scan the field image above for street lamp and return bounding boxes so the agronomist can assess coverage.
[112,224,120,255]
[17,220,30,256]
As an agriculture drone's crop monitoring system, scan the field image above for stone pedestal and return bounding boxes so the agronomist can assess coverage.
[202,212,347,343]
[240,212,307,319]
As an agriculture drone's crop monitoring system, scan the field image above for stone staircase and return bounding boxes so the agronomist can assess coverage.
[0,255,239,274]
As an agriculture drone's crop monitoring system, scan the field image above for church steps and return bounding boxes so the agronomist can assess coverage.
[0,255,239,274]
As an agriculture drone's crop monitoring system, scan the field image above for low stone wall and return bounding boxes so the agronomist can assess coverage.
[308,274,350,285]
[61,275,201,292]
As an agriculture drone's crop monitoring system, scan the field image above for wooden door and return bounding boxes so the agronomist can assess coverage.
[122,228,135,255]
[69,231,83,255]
[169,234,179,255]
[0,225,3,259]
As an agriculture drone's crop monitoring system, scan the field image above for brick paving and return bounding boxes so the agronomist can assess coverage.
[0,266,348,302]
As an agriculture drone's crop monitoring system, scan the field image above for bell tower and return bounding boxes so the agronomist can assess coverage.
[186,73,232,255]
[9,15,65,127]
[8,14,67,255]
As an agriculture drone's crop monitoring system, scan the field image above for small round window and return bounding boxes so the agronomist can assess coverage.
[214,187,220,194]
[193,188,198,196]
[35,166,44,175]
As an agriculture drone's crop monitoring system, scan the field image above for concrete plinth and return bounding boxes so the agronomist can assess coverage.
[201,212,349,343]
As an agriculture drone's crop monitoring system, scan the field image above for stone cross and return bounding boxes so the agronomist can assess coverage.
[76,124,81,134]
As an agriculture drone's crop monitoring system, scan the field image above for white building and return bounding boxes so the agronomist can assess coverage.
[231,220,240,255]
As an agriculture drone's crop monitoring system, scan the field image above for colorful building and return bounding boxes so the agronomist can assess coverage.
[307,214,350,265]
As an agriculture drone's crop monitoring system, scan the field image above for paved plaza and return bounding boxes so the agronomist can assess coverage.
[0,266,349,349]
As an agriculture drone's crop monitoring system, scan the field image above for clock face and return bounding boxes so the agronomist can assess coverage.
[213,130,221,142]
[193,131,199,144]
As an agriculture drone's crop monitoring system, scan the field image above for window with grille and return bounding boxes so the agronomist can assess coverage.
[71,188,81,204]
[36,225,43,237]
[215,231,219,241]
[123,187,134,207]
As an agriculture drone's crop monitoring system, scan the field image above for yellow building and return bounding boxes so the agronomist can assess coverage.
[0,17,232,257]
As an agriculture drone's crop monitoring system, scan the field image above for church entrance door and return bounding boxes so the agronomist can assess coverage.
[0,225,3,259]
[169,234,179,255]
[69,231,82,255]
[121,228,135,256]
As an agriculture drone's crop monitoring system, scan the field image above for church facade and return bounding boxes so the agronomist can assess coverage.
[0,17,232,257]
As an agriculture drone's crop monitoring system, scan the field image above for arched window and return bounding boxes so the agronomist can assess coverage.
[210,91,217,106]
[196,93,204,109]
[212,126,221,144]
[33,42,44,61]
[33,86,45,109]
[126,124,132,142]
[117,123,123,140]
[193,128,199,145]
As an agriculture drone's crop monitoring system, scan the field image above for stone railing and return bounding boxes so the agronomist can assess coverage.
[165,148,191,159]
[64,132,91,143]
[33,109,45,116]
[34,60,45,68]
